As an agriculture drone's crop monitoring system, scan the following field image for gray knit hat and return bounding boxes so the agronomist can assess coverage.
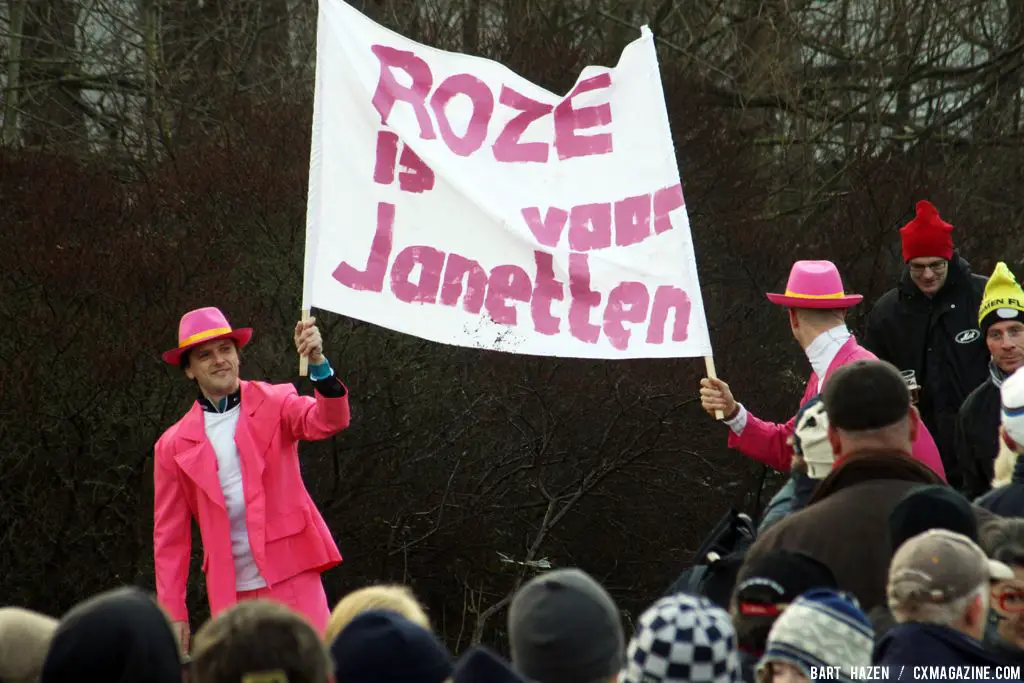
[508,568,623,683]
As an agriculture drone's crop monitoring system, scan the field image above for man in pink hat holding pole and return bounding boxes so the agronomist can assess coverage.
[154,307,350,652]
[699,260,946,481]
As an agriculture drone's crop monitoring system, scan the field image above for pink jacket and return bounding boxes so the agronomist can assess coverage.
[153,380,349,623]
[727,337,947,482]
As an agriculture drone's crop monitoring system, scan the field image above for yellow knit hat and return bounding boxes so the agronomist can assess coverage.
[979,262,1024,332]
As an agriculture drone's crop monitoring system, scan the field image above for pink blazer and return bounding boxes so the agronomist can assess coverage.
[153,380,350,623]
[727,337,947,482]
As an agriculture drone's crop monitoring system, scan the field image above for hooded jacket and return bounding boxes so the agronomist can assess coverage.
[862,254,990,488]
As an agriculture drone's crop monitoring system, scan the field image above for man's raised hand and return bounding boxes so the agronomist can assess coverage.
[699,377,738,420]
[294,317,325,365]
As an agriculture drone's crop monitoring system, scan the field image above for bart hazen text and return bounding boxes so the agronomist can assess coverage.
[811,665,1023,680]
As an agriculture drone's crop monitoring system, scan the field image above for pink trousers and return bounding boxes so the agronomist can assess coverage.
[236,570,331,633]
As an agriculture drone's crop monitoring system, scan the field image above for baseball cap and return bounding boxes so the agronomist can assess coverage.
[1001,369,1024,445]
[793,396,834,479]
[887,529,1015,609]
[822,360,910,432]
[734,550,838,618]
[507,568,624,683]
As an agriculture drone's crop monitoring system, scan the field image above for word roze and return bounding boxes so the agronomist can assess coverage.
[371,45,613,162]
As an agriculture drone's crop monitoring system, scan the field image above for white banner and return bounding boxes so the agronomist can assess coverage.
[303,0,712,359]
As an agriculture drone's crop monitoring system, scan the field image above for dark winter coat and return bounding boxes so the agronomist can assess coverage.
[862,255,989,488]
[974,443,1024,517]
[956,363,1009,500]
[874,623,1012,681]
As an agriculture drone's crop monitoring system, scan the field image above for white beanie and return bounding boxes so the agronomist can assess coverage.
[1002,369,1024,446]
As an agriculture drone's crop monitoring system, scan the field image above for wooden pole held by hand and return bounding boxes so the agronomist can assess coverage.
[299,308,310,377]
[704,355,724,420]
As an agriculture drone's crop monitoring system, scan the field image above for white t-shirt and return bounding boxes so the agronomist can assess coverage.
[203,405,267,591]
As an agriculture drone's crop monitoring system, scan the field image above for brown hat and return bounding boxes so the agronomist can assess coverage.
[887,529,1014,609]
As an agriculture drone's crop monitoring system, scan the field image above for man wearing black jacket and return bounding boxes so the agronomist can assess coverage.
[862,200,989,490]
[956,262,1024,500]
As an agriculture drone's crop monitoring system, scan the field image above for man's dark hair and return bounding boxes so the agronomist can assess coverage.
[821,359,910,432]
[179,340,240,372]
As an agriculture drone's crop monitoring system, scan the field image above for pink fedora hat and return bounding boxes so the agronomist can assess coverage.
[765,260,863,309]
[162,307,253,365]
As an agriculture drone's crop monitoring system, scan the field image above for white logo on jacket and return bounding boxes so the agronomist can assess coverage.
[955,329,981,344]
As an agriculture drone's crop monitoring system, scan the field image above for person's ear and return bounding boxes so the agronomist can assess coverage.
[908,405,920,442]
[827,424,842,456]
[964,592,986,636]
[788,308,799,328]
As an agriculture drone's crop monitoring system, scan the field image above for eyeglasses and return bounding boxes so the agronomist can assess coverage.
[909,261,948,275]
[992,584,1024,613]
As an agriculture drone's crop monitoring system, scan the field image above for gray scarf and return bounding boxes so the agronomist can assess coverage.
[990,360,1010,388]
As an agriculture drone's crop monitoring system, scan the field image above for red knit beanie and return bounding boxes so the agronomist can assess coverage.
[900,200,954,262]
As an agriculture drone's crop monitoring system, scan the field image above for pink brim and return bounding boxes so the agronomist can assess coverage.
[765,293,863,309]
[162,328,253,365]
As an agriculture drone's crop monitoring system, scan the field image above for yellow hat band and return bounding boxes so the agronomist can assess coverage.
[178,327,233,349]
[783,290,847,299]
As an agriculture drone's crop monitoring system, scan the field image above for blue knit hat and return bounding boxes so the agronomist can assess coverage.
[454,646,529,683]
[330,609,453,683]
[756,589,873,683]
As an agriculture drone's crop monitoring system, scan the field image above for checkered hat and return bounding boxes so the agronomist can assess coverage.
[621,594,740,683]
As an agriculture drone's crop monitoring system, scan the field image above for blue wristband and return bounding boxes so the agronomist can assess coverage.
[309,357,334,381]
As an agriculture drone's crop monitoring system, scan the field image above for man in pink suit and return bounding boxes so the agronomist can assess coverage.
[700,260,947,481]
[154,307,350,653]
